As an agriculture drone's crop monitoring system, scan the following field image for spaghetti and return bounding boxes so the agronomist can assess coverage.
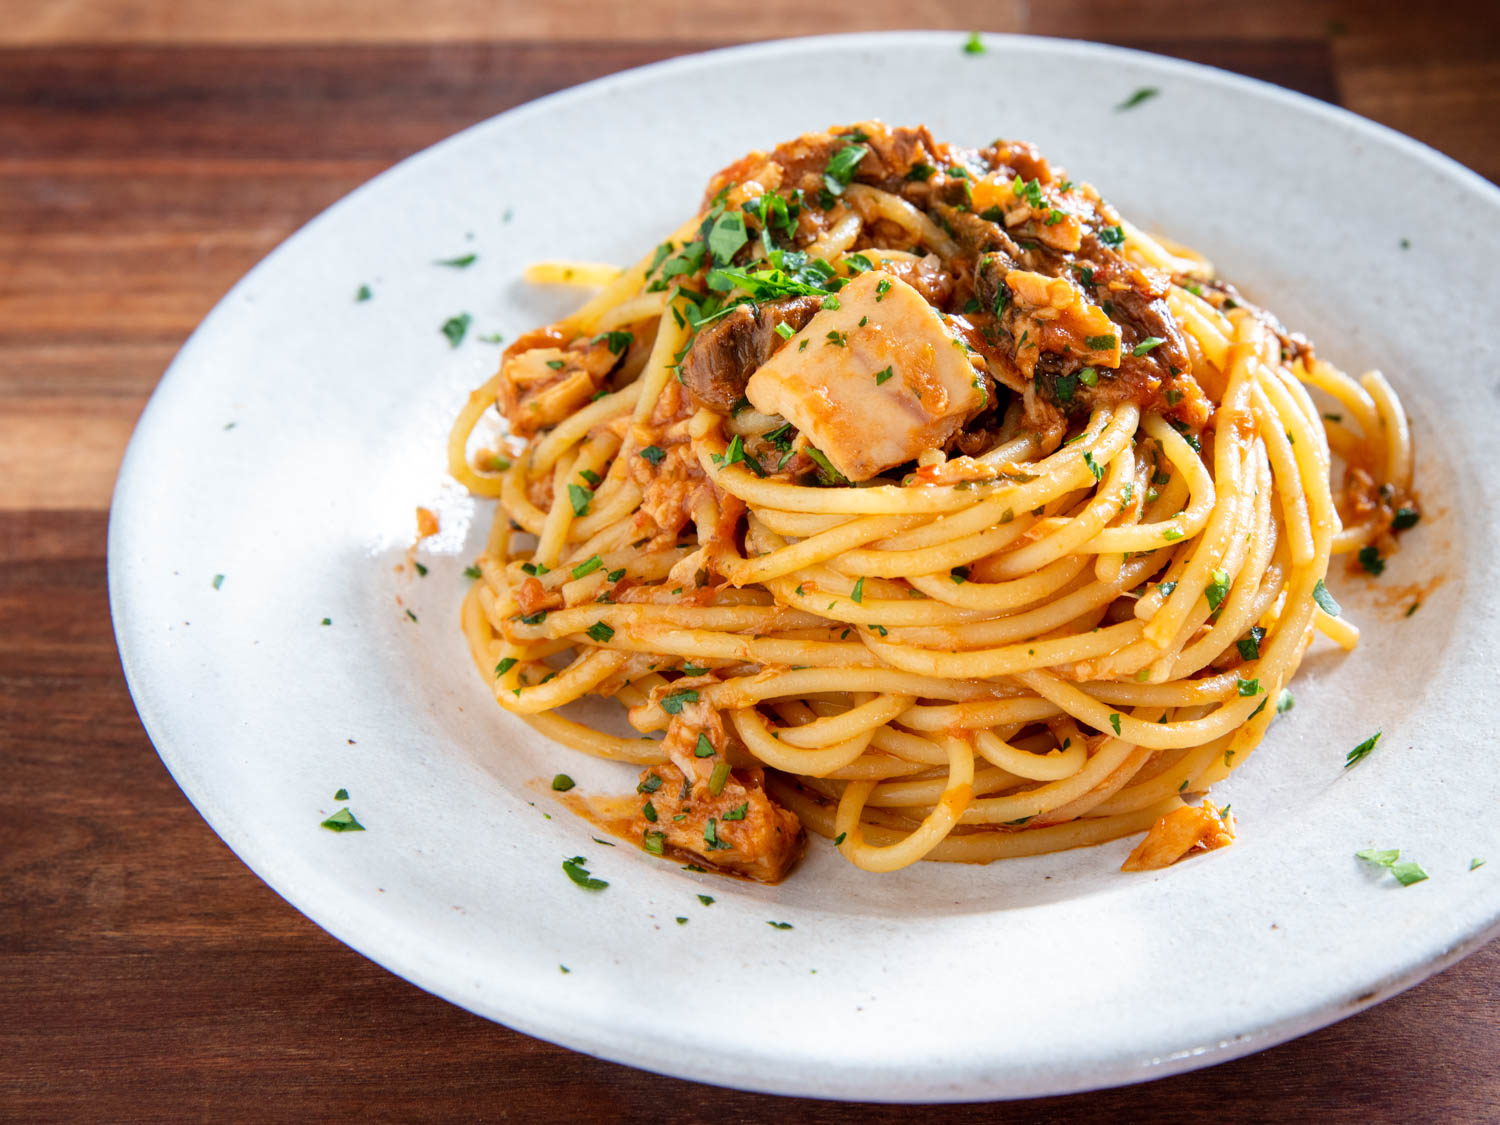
[449,122,1417,882]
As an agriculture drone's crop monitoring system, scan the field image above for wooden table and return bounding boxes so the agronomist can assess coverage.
[4,2,1498,1119]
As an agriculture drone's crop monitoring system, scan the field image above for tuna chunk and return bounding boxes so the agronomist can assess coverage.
[744,270,989,481]
[679,295,823,411]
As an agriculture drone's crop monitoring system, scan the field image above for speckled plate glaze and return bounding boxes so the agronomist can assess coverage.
[109,32,1500,1101]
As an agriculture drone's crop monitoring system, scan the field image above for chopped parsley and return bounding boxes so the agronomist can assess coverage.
[551,774,576,791]
[1116,86,1160,111]
[567,483,592,517]
[441,312,472,347]
[723,801,749,821]
[212,573,224,590]
[1356,848,1428,886]
[413,561,428,577]
[704,818,731,851]
[593,330,634,355]
[1132,336,1165,356]
[708,760,731,795]
[1236,625,1265,661]
[1312,578,1341,617]
[435,253,477,268]
[321,808,365,832]
[640,444,667,467]
[334,788,349,801]
[767,920,794,930]
[1085,334,1118,350]
[1357,545,1385,576]
[1237,678,1262,696]
[962,31,985,54]
[1391,507,1421,531]
[875,278,892,301]
[1204,569,1231,612]
[561,856,608,890]
[694,733,716,758]
[1345,731,1381,768]
[355,284,372,302]
[822,143,869,197]
[1108,713,1122,736]
[850,577,865,604]
[1472,858,1487,871]
[571,555,603,579]
[660,689,700,715]
[637,773,663,794]
[321,617,332,625]
[804,446,849,486]
[1079,366,1099,387]
[643,831,665,855]
[1098,225,1125,247]
[874,365,895,385]
[706,211,749,266]
[463,565,482,579]
[1276,689,1295,714]
[585,621,615,643]
[1082,451,1103,481]
[494,657,517,677]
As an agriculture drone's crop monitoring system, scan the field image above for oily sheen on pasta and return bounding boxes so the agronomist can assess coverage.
[449,122,1417,883]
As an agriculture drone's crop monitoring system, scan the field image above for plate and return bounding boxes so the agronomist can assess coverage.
[109,32,1500,1101]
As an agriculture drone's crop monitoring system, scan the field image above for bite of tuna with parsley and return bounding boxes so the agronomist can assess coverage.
[743,270,990,481]
[628,697,804,882]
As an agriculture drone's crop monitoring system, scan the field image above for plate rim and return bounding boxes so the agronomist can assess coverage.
[108,30,1500,1102]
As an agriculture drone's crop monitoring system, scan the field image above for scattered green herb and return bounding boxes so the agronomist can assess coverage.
[1116,86,1160,111]
[1345,731,1381,768]
[561,856,608,890]
[321,808,365,832]
[441,313,472,347]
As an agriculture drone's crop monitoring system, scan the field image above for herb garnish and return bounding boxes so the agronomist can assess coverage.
[661,689,700,715]
[1205,568,1230,612]
[1345,731,1381,768]
[435,253,477,268]
[355,284,372,302]
[1312,579,1341,617]
[585,621,614,643]
[1116,87,1160,111]
[823,143,869,197]
[334,788,349,801]
[1108,713,1122,736]
[963,31,985,54]
[552,774,575,791]
[321,808,365,832]
[1357,545,1385,576]
[562,856,608,890]
[874,365,895,385]
[1356,848,1428,886]
[441,313,472,347]
[567,483,592,517]
[1132,337,1165,356]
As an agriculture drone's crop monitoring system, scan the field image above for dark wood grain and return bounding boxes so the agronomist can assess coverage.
[4,9,1499,1121]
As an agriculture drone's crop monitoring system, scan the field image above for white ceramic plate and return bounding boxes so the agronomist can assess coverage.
[110,32,1500,1101]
